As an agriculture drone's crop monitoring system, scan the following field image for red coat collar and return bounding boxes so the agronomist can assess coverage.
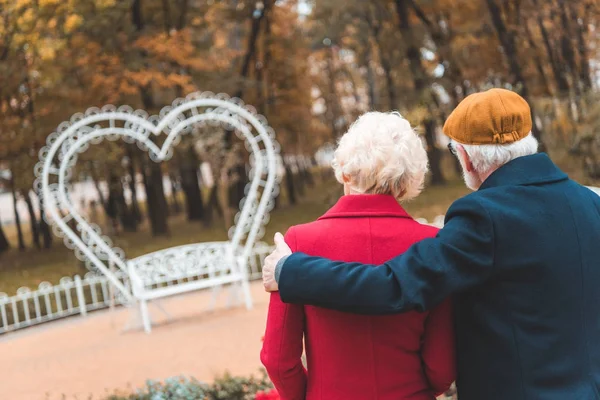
[318,194,412,220]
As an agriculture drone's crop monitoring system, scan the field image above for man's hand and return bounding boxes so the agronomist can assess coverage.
[263,232,292,292]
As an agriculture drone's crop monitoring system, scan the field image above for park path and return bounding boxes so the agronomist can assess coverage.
[0,281,271,400]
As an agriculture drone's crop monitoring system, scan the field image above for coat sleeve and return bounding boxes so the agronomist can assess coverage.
[421,297,456,396]
[260,228,307,400]
[278,196,495,314]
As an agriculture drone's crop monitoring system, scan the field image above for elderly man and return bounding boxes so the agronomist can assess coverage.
[262,88,600,400]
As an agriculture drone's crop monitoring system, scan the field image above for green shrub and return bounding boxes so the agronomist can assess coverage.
[105,372,273,400]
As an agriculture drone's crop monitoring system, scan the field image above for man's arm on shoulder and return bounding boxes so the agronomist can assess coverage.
[277,196,496,314]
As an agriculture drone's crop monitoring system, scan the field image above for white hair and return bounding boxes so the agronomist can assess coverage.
[461,133,539,175]
[331,111,429,201]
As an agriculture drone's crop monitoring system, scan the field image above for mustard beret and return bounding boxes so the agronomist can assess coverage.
[443,88,533,145]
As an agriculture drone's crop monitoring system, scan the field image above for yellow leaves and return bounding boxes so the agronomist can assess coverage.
[403,106,430,127]
[64,14,83,34]
[122,70,196,94]
[164,73,194,90]
[214,31,228,48]
[96,0,117,9]
[12,0,34,9]
[39,0,60,6]
[39,46,57,61]
[47,18,58,30]
[17,8,35,27]
[125,71,154,87]
[118,81,139,96]
[133,30,222,73]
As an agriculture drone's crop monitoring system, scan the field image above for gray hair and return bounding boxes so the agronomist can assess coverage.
[461,133,539,175]
[331,111,429,201]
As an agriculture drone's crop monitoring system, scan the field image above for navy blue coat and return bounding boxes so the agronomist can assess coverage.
[278,153,600,400]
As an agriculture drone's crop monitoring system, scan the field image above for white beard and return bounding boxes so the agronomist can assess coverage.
[462,169,483,191]
[457,157,483,191]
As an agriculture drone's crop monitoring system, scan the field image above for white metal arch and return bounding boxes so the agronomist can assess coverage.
[35,92,280,302]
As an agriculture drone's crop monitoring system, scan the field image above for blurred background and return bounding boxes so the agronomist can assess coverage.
[0,0,599,397]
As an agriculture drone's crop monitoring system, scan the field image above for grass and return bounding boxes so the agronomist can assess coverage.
[404,179,470,219]
[0,172,469,296]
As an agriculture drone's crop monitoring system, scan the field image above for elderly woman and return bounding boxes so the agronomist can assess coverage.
[260,112,456,400]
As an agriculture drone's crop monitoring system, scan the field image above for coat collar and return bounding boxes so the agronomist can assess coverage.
[480,152,568,190]
[318,194,412,220]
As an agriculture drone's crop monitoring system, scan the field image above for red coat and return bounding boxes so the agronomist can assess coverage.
[260,194,456,400]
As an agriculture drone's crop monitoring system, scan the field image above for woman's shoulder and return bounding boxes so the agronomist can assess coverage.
[284,221,322,240]
[283,219,339,253]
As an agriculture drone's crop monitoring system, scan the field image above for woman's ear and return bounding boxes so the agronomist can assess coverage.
[342,174,350,183]
[456,144,475,173]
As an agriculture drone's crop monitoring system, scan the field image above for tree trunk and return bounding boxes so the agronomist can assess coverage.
[524,22,552,96]
[141,159,170,236]
[89,163,107,212]
[262,9,280,210]
[181,166,205,222]
[263,7,276,117]
[180,147,207,223]
[22,190,40,249]
[574,4,592,89]
[407,2,467,104]
[557,0,580,95]
[235,0,272,97]
[303,161,315,188]
[367,3,397,109]
[161,0,172,34]
[255,43,266,114]
[230,162,247,211]
[169,174,182,214]
[395,0,446,183]
[362,7,378,111]
[484,0,545,149]
[532,0,570,94]
[131,0,144,29]
[207,184,223,222]
[284,163,297,206]
[291,159,306,197]
[424,119,445,185]
[381,56,397,110]
[126,145,142,224]
[395,0,427,93]
[132,0,169,237]
[108,173,135,233]
[177,0,189,30]
[366,60,377,110]
[326,48,341,139]
[10,176,25,251]
[484,0,525,90]
[227,0,273,148]
[37,193,52,249]
[0,210,10,254]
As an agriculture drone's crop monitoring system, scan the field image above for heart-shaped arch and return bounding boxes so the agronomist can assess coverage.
[35,92,280,303]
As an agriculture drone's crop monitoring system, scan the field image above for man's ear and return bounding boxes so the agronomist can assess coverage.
[456,144,475,173]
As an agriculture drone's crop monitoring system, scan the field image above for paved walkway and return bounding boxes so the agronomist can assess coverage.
[0,282,271,400]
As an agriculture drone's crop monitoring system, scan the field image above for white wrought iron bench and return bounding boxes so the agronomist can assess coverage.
[128,242,252,333]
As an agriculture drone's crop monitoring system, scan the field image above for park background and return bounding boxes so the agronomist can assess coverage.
[0,0,599,399]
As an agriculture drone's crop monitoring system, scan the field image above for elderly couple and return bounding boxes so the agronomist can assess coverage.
[258,88,600,400]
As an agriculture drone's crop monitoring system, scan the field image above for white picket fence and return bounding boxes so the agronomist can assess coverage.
[0,242,274,335]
